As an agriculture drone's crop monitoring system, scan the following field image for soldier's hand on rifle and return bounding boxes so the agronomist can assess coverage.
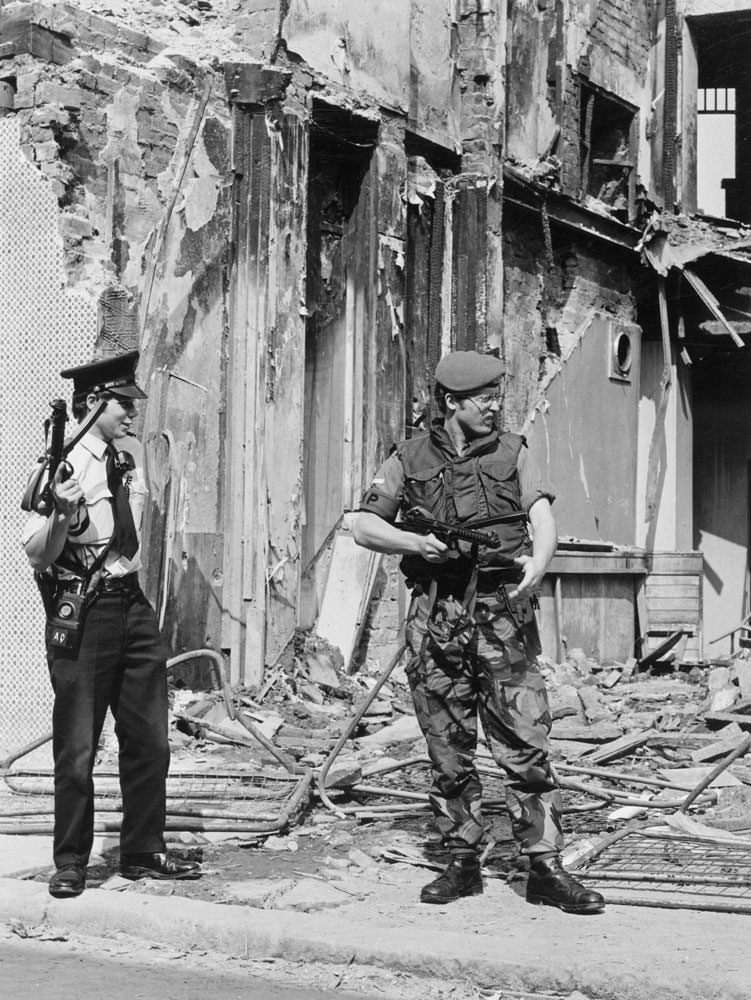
[508,554,545,599]
[416,533,450,564]
[52,463,83,519]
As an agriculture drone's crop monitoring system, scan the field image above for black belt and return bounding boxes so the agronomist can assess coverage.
[96,573,140,593]
[410,569,521,596]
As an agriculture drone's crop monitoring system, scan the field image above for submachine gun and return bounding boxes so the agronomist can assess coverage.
[21,397,106,516]
[398,506,529,573]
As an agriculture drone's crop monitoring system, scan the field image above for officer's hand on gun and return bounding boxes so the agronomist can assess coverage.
[51,463,84,519]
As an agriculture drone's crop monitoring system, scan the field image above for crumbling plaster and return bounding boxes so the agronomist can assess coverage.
[502,208,638,434]
[282,0,411,112]
[505,1,558,160]
[409,0,462,146]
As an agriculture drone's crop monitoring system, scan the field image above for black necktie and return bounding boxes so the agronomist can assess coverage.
[106,445,139,559]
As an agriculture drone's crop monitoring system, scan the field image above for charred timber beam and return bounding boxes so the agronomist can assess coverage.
[503,166,641,252]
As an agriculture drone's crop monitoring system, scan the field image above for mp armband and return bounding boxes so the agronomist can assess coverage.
[359,486,400,520]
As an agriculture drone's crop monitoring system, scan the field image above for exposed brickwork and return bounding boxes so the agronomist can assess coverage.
[454,0,504,172]
[559,66,581,197]
[589,0,651,78]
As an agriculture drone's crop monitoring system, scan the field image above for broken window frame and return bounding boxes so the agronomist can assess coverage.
[578,78,638,224]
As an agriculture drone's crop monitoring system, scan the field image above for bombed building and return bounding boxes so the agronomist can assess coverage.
[3,0,751,749]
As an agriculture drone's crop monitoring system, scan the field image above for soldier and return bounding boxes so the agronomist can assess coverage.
[22,351,201,898]
[353,350,604,914]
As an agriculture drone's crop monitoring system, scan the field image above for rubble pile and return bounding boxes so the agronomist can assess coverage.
[8,633,751,911]
[161,638,751,862]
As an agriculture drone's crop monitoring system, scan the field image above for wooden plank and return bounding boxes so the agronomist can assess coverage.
[634,576,649,655]
[647,552,704,574]
[264,116,308,666]
[705,707,751,729]
[647,610,699,626]
[316,531,382,671]
[646,576,701,590]
[557,574,635,661]
[453,183,470,349]
[579,729,658,765]
[647,595,700,610]
[638,629,686,668]
[222,105,253,682]
[683,267,744,347]
[405,198,431,431]
[549,552,648,574]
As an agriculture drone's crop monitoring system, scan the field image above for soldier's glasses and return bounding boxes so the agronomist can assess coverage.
[467,392,503,411]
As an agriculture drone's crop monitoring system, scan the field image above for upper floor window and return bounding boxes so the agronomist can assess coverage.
[579,81,637,223]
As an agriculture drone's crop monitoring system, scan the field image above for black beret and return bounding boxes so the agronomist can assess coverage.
[434,351,506,393]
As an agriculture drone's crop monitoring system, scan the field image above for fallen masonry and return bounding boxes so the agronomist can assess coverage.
[4,637,751,914]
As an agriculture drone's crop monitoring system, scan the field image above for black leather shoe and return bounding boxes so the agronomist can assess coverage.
[119,852,202,881]
[420,857,483,904]
[526,856,605,914]
[49,864,86,898]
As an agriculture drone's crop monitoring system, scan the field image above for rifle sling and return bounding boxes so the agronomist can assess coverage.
[61,399,107,456]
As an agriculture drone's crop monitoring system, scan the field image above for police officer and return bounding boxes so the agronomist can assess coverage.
[22,351,200,898]
[353,350,604,914]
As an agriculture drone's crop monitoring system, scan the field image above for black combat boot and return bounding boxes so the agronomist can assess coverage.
[526,855,605,914]
[420,855,483,904]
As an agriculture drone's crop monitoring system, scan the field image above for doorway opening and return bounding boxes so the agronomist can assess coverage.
[300,101,377,625]
[692,16,751,221]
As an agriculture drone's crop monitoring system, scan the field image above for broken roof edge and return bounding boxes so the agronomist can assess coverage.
[502,163,642,251]
[637,210,751,275]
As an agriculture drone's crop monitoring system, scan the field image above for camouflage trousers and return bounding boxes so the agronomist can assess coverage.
[405,585,564,857]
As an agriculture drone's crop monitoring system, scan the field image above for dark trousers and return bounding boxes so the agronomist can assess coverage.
[47,588,170,868]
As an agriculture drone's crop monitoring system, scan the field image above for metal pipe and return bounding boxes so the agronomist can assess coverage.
[167,648,235,719]
[558,762,702,793]
[316,639,408,817]
[680,734,751,813]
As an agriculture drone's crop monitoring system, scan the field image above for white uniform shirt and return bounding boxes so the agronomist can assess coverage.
[22,431,148,579]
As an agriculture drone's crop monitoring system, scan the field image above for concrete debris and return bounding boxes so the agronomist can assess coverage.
[8,617,751,923]
[355,715,423,746]
[505,154,561,190]
[304,653,341,691]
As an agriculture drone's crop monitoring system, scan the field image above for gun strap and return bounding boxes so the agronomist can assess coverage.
[462,547,480,614]
[61,399,107,456]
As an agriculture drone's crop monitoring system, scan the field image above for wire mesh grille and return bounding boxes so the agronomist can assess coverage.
[574,829,751,911]
[1,765,310,828]
[0,117,97,753]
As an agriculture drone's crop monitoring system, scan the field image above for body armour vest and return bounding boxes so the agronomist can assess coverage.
[396,424,530,584]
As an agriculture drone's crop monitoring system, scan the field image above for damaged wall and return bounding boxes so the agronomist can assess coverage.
[282,0,411,111]
[0,3,236,687]
[502,205,642,544]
